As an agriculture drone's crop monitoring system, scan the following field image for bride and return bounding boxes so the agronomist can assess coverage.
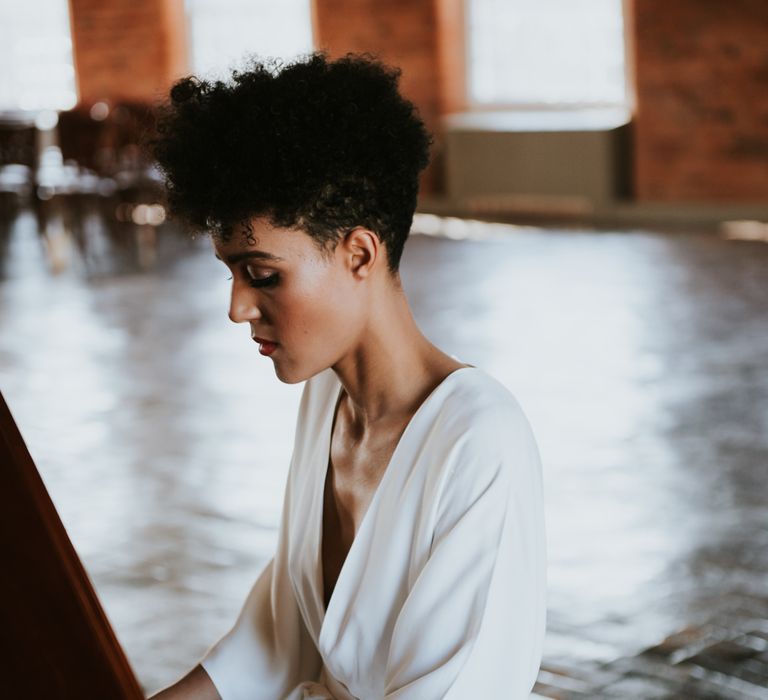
[148,50,546,700]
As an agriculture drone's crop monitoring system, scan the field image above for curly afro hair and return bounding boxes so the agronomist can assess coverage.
[148,50,433,275]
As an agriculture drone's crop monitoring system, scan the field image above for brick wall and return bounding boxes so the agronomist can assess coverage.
[65,1,768,203]
[68,0,188,105]
[631,0,768,201]
[313,0,465,195]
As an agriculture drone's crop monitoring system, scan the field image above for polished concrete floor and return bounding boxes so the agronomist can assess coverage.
[1,200,767,698]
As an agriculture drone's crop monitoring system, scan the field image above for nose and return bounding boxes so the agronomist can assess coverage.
[228,282,262,324]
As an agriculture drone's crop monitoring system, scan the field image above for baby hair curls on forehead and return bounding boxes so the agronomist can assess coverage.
[148,50,433,275]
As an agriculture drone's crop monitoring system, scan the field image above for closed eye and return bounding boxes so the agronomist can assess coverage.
[248,273,279,288]
[244,263,279,288]
[226,271,279,288]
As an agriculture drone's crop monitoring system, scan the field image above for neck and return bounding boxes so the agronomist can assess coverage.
[330,286,454,430]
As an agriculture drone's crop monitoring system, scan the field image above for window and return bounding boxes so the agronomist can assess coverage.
[0,1,77,111]
[186,0,314,79]
[466,0,627,108]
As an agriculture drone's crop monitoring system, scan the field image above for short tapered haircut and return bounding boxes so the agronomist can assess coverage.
[149,50,433,274]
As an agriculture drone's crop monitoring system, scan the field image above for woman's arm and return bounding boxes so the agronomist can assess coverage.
[148,664,221,700]
[383,405,547,699]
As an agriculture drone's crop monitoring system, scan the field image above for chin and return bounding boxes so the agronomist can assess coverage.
[274,358,334,385]
[272,361,319,385]
[275,372,305,385]
[272,364,301,385]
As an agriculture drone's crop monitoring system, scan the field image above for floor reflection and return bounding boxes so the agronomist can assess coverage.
[1,204,766,698]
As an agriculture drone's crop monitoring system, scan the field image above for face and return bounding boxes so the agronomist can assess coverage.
[213,216,368,383]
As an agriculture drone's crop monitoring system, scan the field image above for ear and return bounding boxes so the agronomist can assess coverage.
[342,227,381,279]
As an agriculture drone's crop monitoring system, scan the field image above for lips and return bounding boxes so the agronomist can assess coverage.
[252,335,278,356]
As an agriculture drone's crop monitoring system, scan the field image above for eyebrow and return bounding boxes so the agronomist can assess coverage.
[214,250,285,265]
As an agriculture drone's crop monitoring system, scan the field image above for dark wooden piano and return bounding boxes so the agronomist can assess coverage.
[0,390,144,698]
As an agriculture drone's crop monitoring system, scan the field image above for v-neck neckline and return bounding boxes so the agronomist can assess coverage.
[315,364,478,635]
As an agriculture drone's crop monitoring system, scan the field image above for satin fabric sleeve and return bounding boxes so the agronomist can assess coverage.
[382,403,547,700]
[199,437,324,698]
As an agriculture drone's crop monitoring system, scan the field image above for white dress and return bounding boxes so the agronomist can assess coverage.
[200,364,547,699]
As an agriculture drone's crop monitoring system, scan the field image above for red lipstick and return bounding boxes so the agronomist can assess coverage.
[253,337,278,356]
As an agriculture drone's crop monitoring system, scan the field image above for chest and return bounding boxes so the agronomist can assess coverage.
[320,424,404,611]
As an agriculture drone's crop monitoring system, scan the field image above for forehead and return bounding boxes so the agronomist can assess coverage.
[212,217,317,264]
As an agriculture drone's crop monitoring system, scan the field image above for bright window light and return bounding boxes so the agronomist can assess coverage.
[0,1,77,111]
[467,0,627,108]
[186,0,314,80]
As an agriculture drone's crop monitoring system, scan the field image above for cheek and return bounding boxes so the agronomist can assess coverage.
[288,276,357,340]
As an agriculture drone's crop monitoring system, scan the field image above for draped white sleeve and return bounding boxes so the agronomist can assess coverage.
[199,449,324,700]
[382,404,547,700]
[196,366,546,700]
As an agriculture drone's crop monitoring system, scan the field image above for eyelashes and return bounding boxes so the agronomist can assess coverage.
[226,273,279,289]
[249,273,279,288]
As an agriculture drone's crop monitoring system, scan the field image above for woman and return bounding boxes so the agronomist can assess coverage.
[148,51,546,700]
